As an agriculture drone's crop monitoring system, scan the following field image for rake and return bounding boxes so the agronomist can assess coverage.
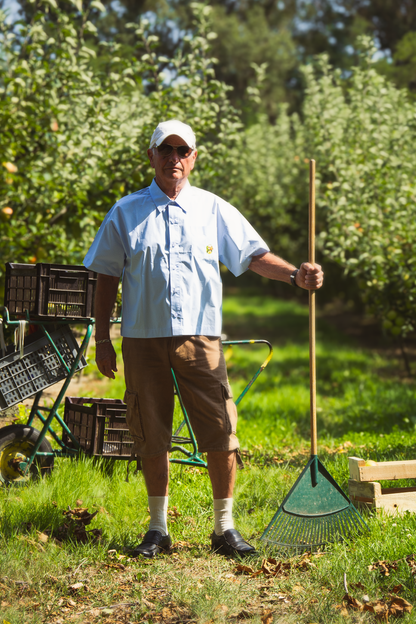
[260,159,368,554]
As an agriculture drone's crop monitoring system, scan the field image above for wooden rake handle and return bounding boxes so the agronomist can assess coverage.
[309,159,317,456]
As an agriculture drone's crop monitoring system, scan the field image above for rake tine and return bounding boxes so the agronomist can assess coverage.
[283,517,296,544]
[344,512,353,535]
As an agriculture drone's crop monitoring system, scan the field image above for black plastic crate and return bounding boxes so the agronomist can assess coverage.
[4,263,97,319]
[0,327,87,410]
[63,397,133,458]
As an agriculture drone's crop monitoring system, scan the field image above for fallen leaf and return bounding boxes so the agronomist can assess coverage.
[104,563,125,570]
[37,531,49,544]
[172,540,193,549]
[142,598,155,609]
[334,604,350,617]
[217,604,228,613]
[68,582,84,593]
[168,506,181,520]
[343,593,364,611]
[261,560,276,576]
[262,558,291,577]
[89,608,102,617]
[363,600,388,616]
[161,607,175,618]
[99,506,110,515]
[368,560,398,576]
[63,507,98,525]
[261,610,273,624]
[235,564,256,575]
[406,554,416,575]
[388,596,413,616]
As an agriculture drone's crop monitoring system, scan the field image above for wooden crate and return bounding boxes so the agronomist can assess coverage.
[348,456,416,514]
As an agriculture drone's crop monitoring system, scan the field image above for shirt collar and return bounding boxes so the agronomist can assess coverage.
[150,178,192,213]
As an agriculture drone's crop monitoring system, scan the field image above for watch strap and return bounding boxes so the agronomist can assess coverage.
[290,269,299,287]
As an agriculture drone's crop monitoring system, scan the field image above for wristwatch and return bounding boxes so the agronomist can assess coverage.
[290,269,299,287]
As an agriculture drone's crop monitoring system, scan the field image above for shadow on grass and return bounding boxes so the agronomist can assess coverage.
[222,295,360,348]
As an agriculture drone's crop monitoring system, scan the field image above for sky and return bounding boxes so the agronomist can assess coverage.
[3,0,21,22]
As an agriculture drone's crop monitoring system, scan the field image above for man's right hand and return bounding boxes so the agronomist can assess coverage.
[96,341,118,379]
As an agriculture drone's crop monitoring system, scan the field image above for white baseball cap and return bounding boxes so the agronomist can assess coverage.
[149,119,196,149]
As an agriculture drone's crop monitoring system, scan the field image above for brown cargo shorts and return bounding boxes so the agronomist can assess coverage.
[122,335,239,458]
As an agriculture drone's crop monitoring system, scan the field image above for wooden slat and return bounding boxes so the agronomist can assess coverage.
[349,479,416,514]
[349,456,416,482]
[348,479,381,501]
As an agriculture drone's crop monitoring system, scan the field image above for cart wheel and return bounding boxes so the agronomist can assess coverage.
[0,425,54,486]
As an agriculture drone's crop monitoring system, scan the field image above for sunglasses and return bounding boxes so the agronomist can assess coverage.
[156,144,194,158]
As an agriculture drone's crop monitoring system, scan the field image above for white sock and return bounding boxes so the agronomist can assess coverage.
[148,496,169,536]
[214,498,234,536]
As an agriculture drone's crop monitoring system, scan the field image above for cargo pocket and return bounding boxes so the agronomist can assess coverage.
[221,381,237,435]
[123,389,145,442]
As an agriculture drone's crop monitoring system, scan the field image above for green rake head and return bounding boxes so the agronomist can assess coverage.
[260,456,368,554]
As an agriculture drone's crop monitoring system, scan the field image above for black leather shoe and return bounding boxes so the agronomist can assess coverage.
[210,529,257,557]
[131,530,171,559]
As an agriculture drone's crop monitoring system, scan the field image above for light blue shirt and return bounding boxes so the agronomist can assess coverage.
[84,179,269,338]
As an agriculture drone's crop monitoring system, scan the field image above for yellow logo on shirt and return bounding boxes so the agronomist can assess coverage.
[206,245,214,254]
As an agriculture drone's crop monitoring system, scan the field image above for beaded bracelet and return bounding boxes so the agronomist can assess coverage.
[95,339,112,345]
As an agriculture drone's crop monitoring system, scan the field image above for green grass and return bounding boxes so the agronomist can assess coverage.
[1,294,416,623]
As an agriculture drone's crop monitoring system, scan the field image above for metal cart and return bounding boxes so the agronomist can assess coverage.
[0,263,273,485]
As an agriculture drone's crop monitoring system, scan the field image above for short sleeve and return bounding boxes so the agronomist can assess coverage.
[83,207,126,277]
[217,199,270,277]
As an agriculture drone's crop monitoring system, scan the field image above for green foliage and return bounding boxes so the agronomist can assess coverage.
[376,31,416,95]
[302,40,416,337]
[225,110,310,265]
[0,0,149,266]
[195,3,297,121]
[227,39,416,337]
[0,1,241,273]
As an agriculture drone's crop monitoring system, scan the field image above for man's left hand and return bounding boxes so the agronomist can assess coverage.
[296,262,324,290]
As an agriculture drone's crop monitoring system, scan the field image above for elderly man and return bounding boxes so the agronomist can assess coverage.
[84,119,323,559]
